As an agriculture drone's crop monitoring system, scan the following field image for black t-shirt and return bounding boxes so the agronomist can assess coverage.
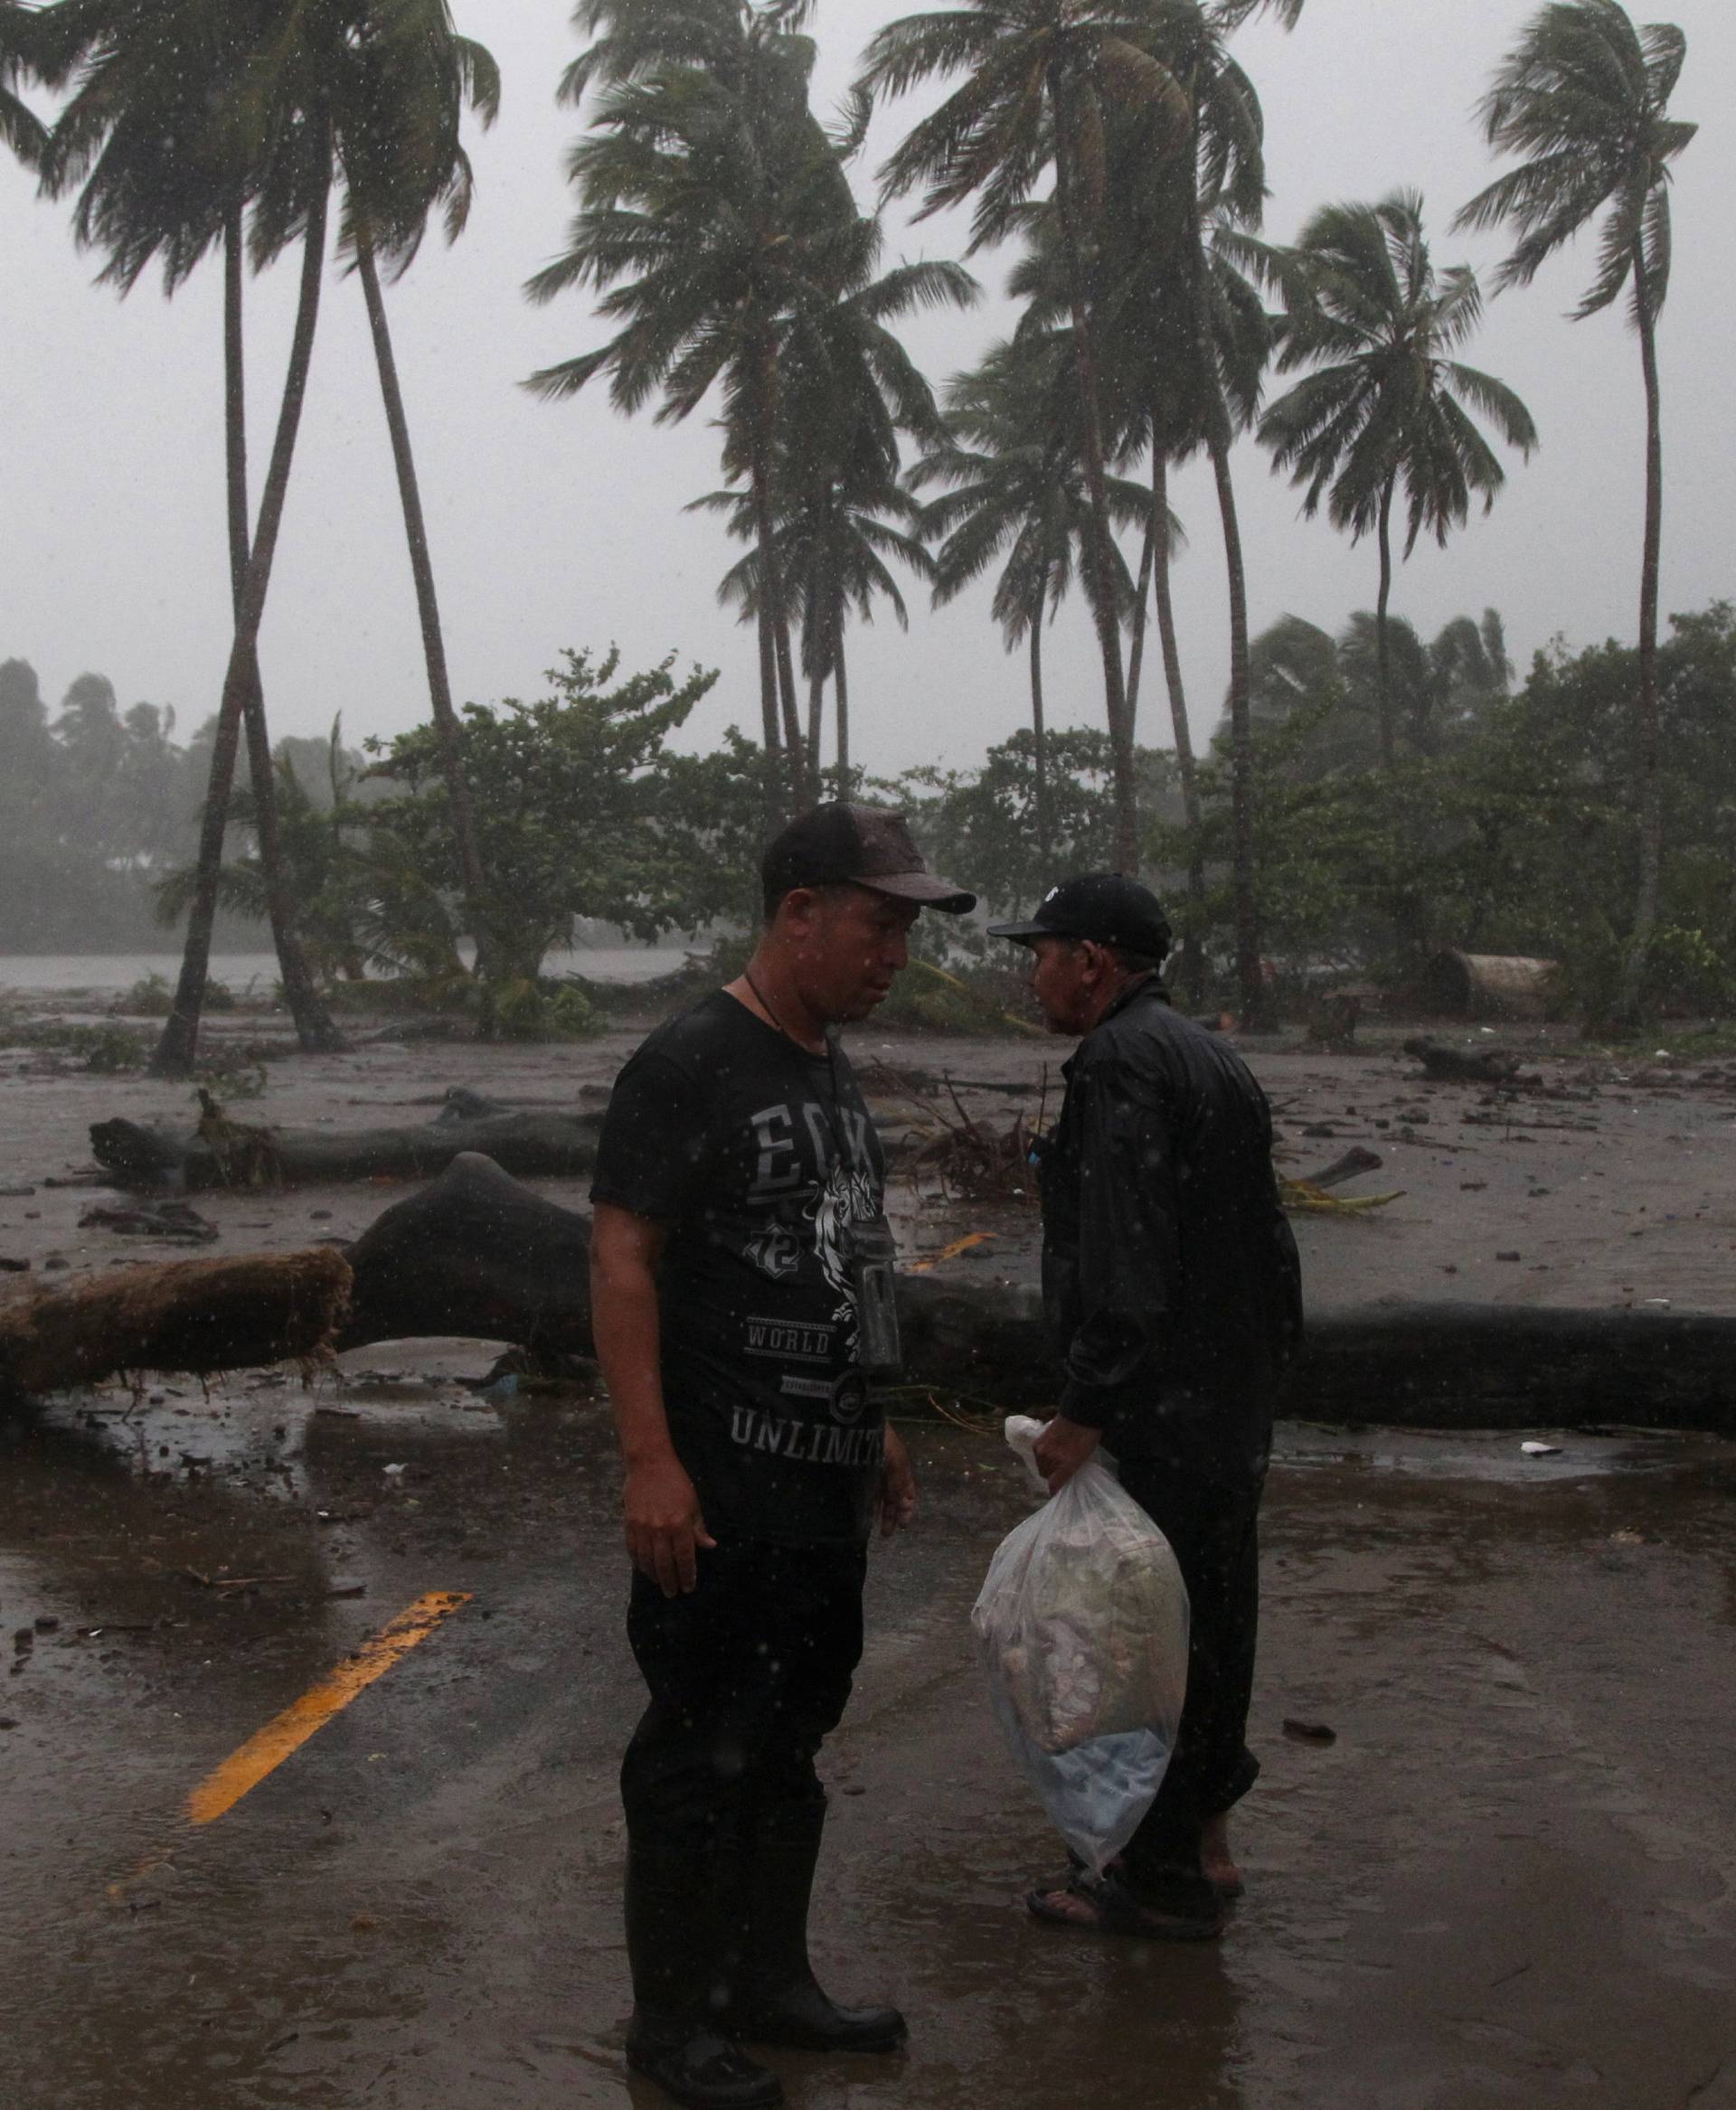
[590,990,887,1545]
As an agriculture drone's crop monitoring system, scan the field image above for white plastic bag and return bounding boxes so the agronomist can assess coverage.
[971,1415,1189,1872]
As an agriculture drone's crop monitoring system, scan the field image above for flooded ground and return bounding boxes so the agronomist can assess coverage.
[2,1017,1733,2105]
[3,1371,1732,2110]
[0,944,686,998]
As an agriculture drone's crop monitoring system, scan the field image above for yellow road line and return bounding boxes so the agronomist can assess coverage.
[905,1230,996,1275]
[186,1590,471,1826]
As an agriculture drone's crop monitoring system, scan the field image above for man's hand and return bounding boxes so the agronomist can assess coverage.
[1032,1414,1101,1495]
[623,1448,716,1597]
[878,1424,918,1537]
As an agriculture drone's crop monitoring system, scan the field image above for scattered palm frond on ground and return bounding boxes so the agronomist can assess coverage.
[870,1060,1044,1202]
[1278,1176,1403,1215]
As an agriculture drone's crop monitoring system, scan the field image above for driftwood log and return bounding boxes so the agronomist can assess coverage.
[8,1154,1735,1434]
[1402,1037,1535,1087]
[0,1248,351,1399]
[91,1088,604,1192]
[1423,950,1561,1023]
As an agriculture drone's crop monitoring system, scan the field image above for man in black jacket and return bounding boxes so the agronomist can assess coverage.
[990,874,1302,1939]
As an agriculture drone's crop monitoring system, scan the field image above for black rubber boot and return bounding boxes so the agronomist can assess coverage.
[724,1801,906,2057]
[624,1844,785,2110]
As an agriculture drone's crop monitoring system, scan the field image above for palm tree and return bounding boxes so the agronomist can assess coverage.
[41,0,345,1068]
[1255,191,1537,771]
[697,240,972,798]
[1,2,51,168]
[1456,0,1695,1024]
[1005,186,1219,993]
[340,8,498,984]
[699,461,935,800]
[860,0,1203,873]
[527,6,864,818]
[912,332,1145,862]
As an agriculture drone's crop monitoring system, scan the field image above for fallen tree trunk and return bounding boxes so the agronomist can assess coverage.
[0,1248,350,1399]
[341,1152,592,1357]
[338,1159,1736,1434]
[10,1156,1736,1434]
[91,1089,603,1192]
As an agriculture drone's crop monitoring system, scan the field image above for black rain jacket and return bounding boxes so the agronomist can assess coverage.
[1040,976,1303,1483]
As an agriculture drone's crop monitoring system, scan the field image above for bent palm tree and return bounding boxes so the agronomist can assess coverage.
[701,241,973,797]
[1256,191,1536,771]
[42,0,344,1066]
[527,12,863,818]
[1,1,50,167]
[339,7,498,983]
[861,0,1199,872]
[1456,0,1694,1024]
[912,332,1144,862]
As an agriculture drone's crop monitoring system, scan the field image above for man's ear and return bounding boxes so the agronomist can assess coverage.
[778,885,819,933]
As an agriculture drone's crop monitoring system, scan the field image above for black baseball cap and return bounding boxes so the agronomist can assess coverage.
[761,803,976,914]
[987,873,1173,957]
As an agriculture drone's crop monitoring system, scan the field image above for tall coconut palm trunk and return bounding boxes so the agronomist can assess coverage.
[1186,152,1269,1030]
[1147,446,1206,1007]
[1029,578,1052,863]
[1373,472,1397,770]
[222,210,343,1059]
[1126,479,1156,738]
[833,621,850,795]
[1208,423,1269,1031]
[354,224,491,970]
[154,152,333,1077]
[806,660,826,785]
[755,601,786,831]
[1615,247,1665,1026]
[1049,82,1137,875]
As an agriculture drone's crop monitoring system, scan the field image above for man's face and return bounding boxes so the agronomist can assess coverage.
[1025,934,1096,1036]
[781,884,920,1022]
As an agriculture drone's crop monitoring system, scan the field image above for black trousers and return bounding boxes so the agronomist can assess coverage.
[620,1539,868,1862]
[1112,1461,1263,1909]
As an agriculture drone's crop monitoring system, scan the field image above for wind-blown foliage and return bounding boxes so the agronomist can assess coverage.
[1254,191,1536,768]
[911,330,1146,859]
[861,0,1209,872]
[1456,0,1694,1023]
[527,4,883,811]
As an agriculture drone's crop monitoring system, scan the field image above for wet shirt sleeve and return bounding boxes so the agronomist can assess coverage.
[1057,1053,1183,1428]
[589,1049,712,1221]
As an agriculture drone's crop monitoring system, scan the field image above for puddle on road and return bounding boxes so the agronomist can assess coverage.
[1273,1421,1736,1486]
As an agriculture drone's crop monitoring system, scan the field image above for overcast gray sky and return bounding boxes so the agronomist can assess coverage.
[4,0,1731,779]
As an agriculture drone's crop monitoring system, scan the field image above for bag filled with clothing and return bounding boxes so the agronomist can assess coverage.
[971,1415,1189,1871]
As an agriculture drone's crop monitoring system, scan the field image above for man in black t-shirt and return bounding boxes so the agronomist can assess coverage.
[590,804,974,2110]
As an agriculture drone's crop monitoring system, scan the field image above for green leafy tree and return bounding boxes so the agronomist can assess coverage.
[366,648,722,990]
[1456,0,1696,1024]
[893,728,1177,926]
[1255,191,1536,769]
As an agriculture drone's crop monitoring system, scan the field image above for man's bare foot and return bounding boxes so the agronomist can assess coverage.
[1200,1813,1243,1898]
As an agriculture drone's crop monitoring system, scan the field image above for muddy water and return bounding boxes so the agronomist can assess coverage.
[2,1379,1733,2110]
[0,945,684,997]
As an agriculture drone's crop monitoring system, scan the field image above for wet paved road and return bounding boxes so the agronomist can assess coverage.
[3,1372,1733,2110]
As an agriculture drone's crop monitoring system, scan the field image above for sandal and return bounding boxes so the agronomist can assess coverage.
[1024,1870,1223,1942]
